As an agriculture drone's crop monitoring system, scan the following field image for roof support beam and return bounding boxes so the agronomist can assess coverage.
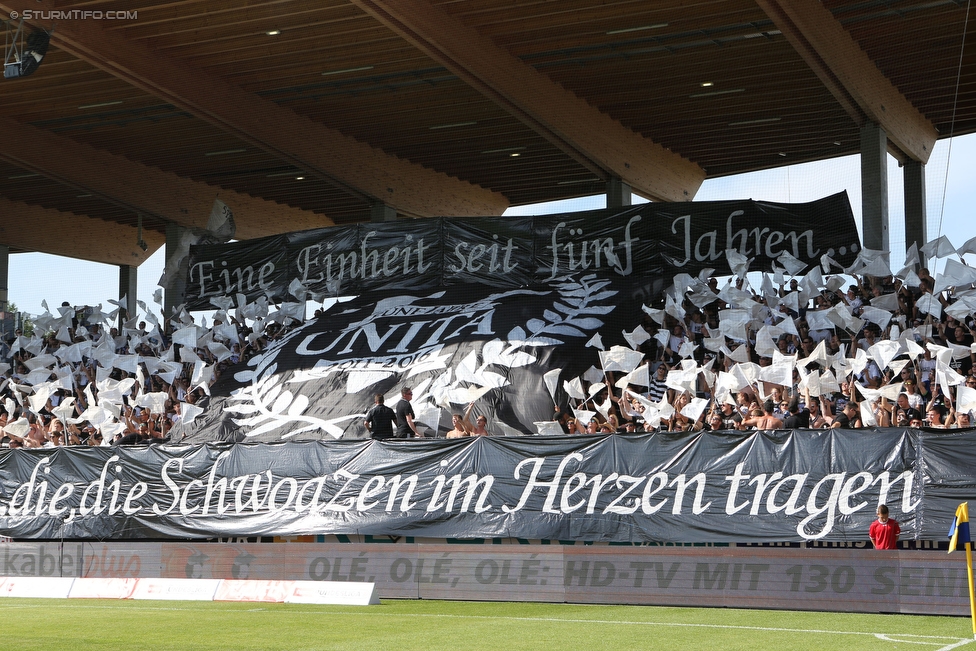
[756,0,938,163]
[350,0,705,202]
[0,198,163,266]
[1,0,508,218]
[0,115,330,240]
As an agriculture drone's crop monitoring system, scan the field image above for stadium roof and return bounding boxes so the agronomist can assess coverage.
[0,0,971,266]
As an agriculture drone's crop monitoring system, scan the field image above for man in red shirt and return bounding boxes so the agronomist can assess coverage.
[869,504,900,549]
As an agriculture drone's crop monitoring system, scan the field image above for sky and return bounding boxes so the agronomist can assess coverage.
[8,131,976,320]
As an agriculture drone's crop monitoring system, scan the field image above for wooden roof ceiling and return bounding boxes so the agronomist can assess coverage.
[0,0,971,264]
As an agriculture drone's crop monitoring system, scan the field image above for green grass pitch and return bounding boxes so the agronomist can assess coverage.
[0,599,971,651]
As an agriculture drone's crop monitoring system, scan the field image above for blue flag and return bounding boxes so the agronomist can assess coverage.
[949,502,971,553]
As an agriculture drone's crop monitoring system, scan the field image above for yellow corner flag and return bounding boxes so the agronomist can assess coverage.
[949,502,971,553]
[948,502,976,638]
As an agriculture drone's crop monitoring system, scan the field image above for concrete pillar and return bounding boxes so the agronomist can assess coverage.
[0,245,9,341]
[164,222,188,316]
[860,122,889,253]
[606,177,632,209]
[903,159,927,267]
[118,264,137,323]
[0,244,7,313]
[370,201,397,222]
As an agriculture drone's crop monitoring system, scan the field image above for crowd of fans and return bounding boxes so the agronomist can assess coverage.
[1,241,975,446]
[554,251,976,435]
[0,298,304,448]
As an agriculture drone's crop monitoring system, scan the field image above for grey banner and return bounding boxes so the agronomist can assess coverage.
[0,428,970,543]
[184,193,859,309]
[0,541,967,616]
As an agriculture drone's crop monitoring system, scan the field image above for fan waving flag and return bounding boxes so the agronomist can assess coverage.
[949,502,971,553]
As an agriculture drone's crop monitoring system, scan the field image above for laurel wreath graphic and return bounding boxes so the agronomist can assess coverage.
[221,274,617,440]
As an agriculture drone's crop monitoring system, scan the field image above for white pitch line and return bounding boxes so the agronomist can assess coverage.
[875,633,972,650]
[934,639,974,651]
[274,609,967,640]
[248,610,976,651]
[0,601,970,649]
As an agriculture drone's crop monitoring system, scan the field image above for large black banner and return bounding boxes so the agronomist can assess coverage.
[188,277,656,442]
[184,193,859,309]
[0,428,969,543]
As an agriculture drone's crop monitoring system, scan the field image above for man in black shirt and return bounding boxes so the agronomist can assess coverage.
[783,397,810,429]
[364,393,397,440]
[395,387,420,438]
[718,401,743,430]
[831,401,860,429]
